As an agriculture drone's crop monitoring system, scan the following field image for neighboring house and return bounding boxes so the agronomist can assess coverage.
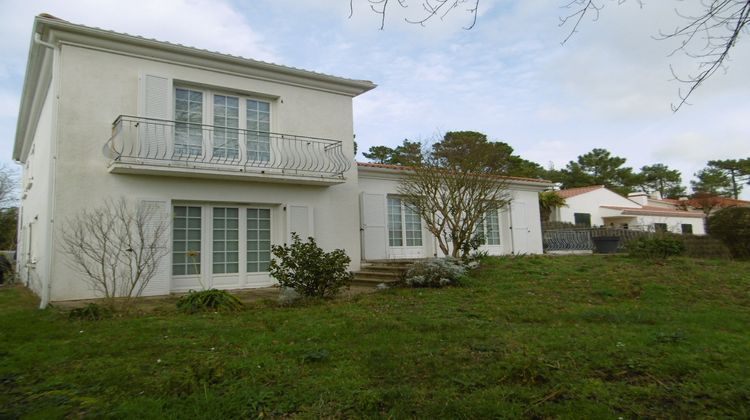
[551,185,705,234]
[14,15,551,304]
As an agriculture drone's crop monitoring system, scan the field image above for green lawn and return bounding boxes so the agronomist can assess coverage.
[1,255,749,418]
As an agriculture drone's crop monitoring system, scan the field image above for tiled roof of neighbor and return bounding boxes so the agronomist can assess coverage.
[600,205,704,218]
[356,162,553,184]
[556,185,606,199]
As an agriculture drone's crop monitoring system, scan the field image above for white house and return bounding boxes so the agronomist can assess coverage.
[551,185,705,234]
[14,15,550,305]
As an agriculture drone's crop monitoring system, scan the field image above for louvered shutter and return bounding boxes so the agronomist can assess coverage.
[138,74,171,159]
[138,200,171,296]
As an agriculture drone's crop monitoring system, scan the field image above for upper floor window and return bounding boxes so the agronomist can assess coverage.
[173,87,271,161]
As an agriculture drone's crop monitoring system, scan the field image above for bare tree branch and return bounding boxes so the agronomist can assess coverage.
[350,0,479,30]
[60,198,168,310]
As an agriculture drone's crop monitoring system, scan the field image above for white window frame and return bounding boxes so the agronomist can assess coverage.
[171,203,275,288]
[477,208,502,246]
[387,196,423,248]
[173,86,274,163]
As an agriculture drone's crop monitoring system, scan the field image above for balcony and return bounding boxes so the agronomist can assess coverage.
[103,115,351,185]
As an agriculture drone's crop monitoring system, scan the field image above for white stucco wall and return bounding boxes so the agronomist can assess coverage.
[42,41,363,301]
[18,86,56,298]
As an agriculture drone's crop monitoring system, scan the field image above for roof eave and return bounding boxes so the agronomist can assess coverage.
[35,15,377,97]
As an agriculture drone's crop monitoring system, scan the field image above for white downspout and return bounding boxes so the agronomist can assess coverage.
[34,32,57,309]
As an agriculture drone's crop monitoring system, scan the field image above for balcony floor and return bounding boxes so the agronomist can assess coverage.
[108,159,346,186]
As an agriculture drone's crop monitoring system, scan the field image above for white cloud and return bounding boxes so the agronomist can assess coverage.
[0,0,278,63]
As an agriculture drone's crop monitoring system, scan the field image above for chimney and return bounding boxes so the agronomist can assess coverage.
[649,191,662,201]
[627,192,648,206]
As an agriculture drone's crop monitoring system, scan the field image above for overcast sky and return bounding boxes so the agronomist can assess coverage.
[1,0,748,198]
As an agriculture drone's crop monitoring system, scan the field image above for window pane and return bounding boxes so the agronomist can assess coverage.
[212,207,239,274]
[247,99,271,162]
[174,88,203,156]
[404,203,422,246]
[484,210,501,245]
[173,205,201,276]
[247,207,271,272]
[387,197,403,247]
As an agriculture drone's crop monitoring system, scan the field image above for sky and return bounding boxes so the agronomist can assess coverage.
[1,0,748,198]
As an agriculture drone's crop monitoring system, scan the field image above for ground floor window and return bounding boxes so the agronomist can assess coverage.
[173,204,272,276]
[681,224,693,234]
[574,213,591,227]
[654,223,668,233]
[387,197,422,247]
[476,209,501,245]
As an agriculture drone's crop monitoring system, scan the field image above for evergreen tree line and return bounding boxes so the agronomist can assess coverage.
[362,131,750,199]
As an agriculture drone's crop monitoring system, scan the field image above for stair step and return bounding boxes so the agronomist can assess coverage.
[351,277,401,287]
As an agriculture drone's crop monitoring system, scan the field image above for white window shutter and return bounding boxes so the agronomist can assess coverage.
[138,74,171,159]
[360,193,387,260]
[287,205,314,243]
[138,200,171,296]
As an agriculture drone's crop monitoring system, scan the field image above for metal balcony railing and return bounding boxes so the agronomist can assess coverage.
[103,115,351,179]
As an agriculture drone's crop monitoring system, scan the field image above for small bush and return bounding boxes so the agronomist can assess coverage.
[68,303,111,321]
[707,207,750,260]
[626,236,685,259]
[176,289,243,313]
[269,233,352,298]
[404,258,466,288]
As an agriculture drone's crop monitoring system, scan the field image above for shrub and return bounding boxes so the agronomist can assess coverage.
[176,289,243,313]
[626,235,685,259]
[68,303,111,321]
[707,207,750,260]
[269,233,352,298]
[404,258,466,288]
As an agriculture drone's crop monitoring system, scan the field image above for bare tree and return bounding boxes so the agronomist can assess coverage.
[397,151,511,258]
[61,198,168,309]
[560,0,750,111]
[349,0,480,30]
[0,164,19,209]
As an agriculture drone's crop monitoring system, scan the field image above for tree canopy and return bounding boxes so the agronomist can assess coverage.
[691,167,734,197]
[362,139,423,166]
[363,131,547,179]
[549,148,637,196]
[704,159,750,199]
[638,163,686,198]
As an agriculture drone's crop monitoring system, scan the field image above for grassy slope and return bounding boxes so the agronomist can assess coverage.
[1,255,749,418]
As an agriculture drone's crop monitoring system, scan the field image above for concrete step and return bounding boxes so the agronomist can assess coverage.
[351,277,401,287]
[354,271,402,280]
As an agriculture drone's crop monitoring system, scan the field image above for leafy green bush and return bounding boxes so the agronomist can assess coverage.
[68,303,111,321]
[269,233,352,298]
[626,236,685,259]
[404,258,466,288]
[176,289,243,313]
[707,207,750,260]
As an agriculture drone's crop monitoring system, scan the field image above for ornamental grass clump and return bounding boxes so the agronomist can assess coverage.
[176,289,243,313]
[404,258,466,288]
[269,233,352,298]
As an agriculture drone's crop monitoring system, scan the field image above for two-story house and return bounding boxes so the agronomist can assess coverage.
[14,15,551,306]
